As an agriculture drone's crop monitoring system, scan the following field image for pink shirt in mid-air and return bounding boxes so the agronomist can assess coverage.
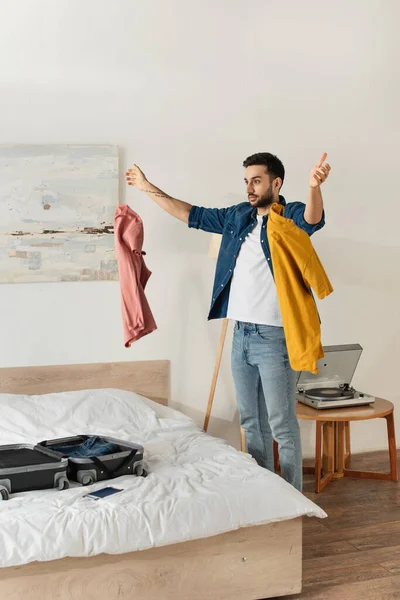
[114,205,157,347]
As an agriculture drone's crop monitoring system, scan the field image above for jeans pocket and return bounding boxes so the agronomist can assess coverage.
[256,325,284,342]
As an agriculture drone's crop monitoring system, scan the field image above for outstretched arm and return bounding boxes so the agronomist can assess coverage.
[304,152,331,225]
[126,165,192,224]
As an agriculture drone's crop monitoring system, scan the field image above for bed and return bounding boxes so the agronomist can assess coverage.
[0,360,326,600]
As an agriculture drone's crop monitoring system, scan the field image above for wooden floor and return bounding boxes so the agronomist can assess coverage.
[273,449,400,600]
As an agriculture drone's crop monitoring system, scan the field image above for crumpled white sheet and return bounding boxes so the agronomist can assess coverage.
[0,388,326,567]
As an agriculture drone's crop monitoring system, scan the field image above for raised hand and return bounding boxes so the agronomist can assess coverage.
[309,153,331,188]
[125,164,148,192]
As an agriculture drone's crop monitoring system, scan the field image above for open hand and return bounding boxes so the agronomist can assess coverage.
[309,153,331,188]
[125,164,148,192]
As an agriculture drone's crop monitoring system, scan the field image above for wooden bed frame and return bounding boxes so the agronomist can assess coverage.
[0,360,302,600]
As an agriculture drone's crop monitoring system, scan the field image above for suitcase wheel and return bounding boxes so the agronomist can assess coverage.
[58,476,70,491]
[0,485,9,501]
[81,473,94,486]
[134,464,148,478]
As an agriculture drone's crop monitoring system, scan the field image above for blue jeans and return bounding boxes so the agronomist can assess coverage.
[231,322,302,491]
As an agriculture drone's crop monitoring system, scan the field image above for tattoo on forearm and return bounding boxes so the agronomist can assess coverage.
[144,189,171,199]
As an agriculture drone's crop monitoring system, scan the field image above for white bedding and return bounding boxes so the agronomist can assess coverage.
[0,388,326,568]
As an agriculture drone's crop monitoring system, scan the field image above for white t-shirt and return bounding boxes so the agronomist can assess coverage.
[227,215,283,326]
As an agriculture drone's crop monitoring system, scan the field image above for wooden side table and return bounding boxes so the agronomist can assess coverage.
[273,399,398,493]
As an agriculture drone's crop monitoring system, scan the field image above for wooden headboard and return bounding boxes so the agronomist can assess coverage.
[0,360,170,406]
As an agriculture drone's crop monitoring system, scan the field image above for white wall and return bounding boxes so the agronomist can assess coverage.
[0,0,399,457]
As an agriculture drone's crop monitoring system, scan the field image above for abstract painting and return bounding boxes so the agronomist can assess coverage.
[0,145,119,283]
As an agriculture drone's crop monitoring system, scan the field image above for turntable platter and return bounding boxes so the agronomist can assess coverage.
[305,387,355,401]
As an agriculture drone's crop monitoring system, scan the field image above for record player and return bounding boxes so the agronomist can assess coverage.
[296,344,375,409]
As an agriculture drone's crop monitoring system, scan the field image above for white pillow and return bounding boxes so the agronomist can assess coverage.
[0,388,162,445]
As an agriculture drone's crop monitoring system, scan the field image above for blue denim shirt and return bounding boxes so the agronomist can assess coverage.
[188,196,325,320]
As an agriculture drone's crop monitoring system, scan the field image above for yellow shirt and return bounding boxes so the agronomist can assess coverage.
[267,203,333,374]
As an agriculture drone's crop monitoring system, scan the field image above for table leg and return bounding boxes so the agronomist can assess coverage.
[323,421,335,473]
[343,411,399,481]
[303,425,315,475]
[345,421,351,466]
[386,412,399,482]
[315,421,322,492]
[334,421,345,479]
[314,421,334,493]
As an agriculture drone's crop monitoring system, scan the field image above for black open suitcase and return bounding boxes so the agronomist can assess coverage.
[0,444,69,501]
[39,435,147,485]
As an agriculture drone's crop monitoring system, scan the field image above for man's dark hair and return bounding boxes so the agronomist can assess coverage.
[243,153,285,185]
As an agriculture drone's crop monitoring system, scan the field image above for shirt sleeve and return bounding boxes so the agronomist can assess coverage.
[285,202,325,236]
[188,206,229,234]
[303,251,334,300]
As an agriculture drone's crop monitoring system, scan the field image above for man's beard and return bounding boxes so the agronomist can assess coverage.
[248,184,274,208]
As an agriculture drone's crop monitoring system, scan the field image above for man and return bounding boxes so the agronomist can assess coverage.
[126,152,330,491]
